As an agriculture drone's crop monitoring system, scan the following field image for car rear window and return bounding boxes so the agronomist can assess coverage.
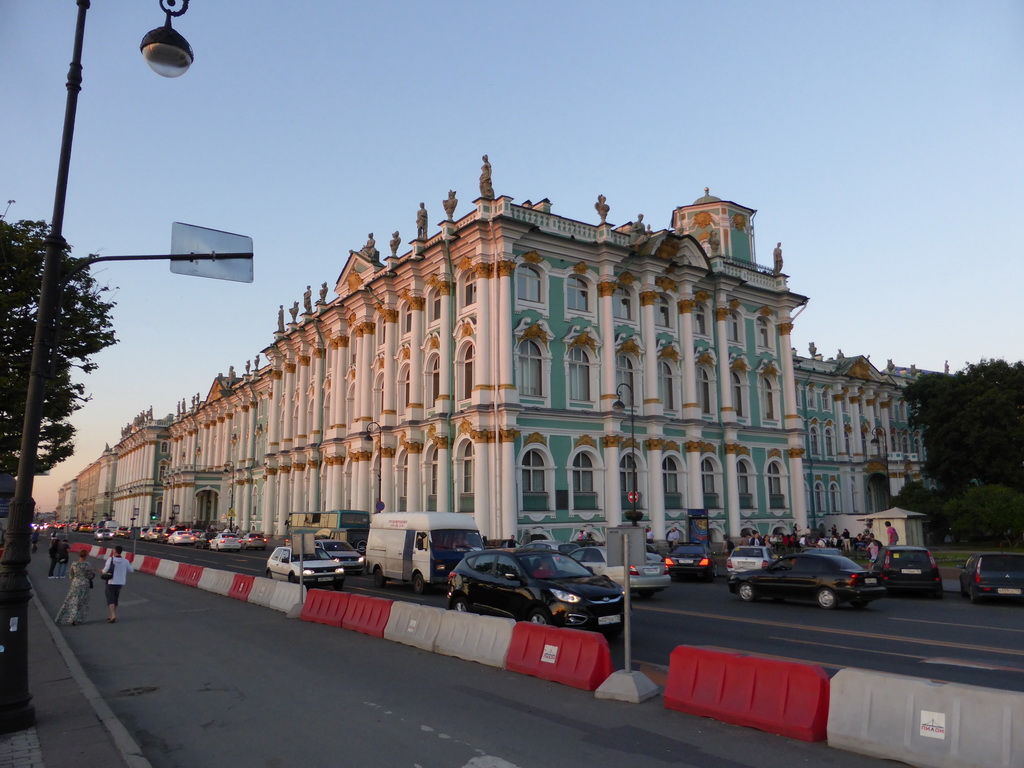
[671,545,707,555]
[980,555,1024,573]
[733,547,762,557]
[887,550,930,567]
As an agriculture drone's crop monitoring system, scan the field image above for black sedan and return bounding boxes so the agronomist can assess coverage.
[664,542,718,581]
[447,549,625,636]
[959,553,1024,603]
[728,553,886,609]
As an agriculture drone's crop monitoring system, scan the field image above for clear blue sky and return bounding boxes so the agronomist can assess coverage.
[4,1,1022,512]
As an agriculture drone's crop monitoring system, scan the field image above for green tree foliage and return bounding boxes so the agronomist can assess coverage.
[942,485,1024,542]
[0,219,117,474]
[891,480,949,543]
[904,360,1024,493]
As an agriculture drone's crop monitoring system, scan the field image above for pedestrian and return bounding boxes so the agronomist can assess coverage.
[101,545,134,623]
[666,526,681,545]
[885,521,899,546]
[645,526,654,544]
[55,550,96,626]
[47,535,60,578]
[724,534,735,553]
[867,537,881,564]
[55,538,71,578]
[31,528,40,553]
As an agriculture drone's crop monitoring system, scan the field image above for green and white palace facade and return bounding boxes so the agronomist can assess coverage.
[58,185,927,545]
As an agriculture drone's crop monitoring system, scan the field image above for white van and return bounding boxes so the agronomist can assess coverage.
[366,512,483,594]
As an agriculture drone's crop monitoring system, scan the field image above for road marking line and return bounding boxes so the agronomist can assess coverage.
[890,616,1024,633]
[640,605,1024,657]
[777,636,926,660]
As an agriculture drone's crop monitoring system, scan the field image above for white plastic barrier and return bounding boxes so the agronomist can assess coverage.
[155,559,178,580]
[828,668,1024,768]
[383,602,446,651]
[130,555,149,572]
[434,611,514,668]
[247,577,278,608]
[268,581,303,613]
[198,568,233,596]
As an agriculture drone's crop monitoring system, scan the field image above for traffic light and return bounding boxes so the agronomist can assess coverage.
[150,512,157,521]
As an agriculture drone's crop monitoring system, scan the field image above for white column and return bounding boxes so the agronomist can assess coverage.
[407,446,423,512]
[603,437,621,527]
[475,266,492,406]
[686,444,703,510]
[640,290,661,416]
[646,440,665,540]
[276,467,291,536]
[598,280,617,408]
[472,434,491,537]
[438,285,452,414]
[715,303,734,421]
[724,441,741,536]
[311,347,325,445]
[296,352,311,447]
[778,321,802,432]
[408,298,425,420]
[435,439,450,514]
[382,310,399,424]
[496,261,517,405]
[499,431,517,540]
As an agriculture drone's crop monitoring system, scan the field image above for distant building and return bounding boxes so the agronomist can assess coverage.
[64,182,925,542]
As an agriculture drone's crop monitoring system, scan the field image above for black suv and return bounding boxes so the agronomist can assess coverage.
[447,549,625,636]
[867,546,943,598]
[665,542,718,581]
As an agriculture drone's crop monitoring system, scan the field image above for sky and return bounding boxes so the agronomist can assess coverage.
[3,1,1023,513]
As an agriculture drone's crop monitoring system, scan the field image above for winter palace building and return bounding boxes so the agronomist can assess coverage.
[57,178,926,545]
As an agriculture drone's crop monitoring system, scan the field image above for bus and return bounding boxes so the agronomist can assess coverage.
[288,511,371,552]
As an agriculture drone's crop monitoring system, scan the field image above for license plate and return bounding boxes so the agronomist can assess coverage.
[864,578,877,585]
[598,614,621,625]
[901,569,922,574]
[317,576,333,582]
[997,588,1022,595]
[642,567,660,575]
[679,559,694,565]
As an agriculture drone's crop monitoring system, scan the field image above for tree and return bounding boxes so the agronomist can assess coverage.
[0,219,117,475]
[903,360,1024,493]
[942,485,1024,543]
[890,480,949,544]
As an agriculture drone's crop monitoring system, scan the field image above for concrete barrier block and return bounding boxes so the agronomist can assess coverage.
[155,559,178,580]
[247,577,277,608]
[828,668,1024,768]
[383,602,446,651]
[435,611,514,668]
[269,581,303,613]
[198,568,234,596]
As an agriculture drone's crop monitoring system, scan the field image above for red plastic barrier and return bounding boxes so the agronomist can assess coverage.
[174,563,203,588]
[70,543,88,553]
[341,594,393,638]
[505,623,614,691]
[300,589,350,627]
[227,574,255,602]
[663,645,829,742]
[124,552,135,563]
[139,557,161,575]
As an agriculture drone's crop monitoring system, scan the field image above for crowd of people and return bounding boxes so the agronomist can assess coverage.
[728,523,896,562]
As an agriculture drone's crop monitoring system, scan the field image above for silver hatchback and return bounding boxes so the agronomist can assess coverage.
[727,545,777,574]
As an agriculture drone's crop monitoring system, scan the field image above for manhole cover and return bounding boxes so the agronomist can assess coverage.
[118,686,159,697]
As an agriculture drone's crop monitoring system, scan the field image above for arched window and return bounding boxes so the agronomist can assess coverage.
[460,344,474,400]
[619,452,638,493]
[757,317,771,349]
[568,346,591,401]
[572,453,594,493]
[517,339,543,396]
[458,442,474,512]
[522,449,546,492]
[728,311,741,343]
[463,277,477,307]
[658,360,675,410]
[656,297,671,327]
[824,427,835,457]
[427,354,440,405]
[814,482,826,514]
[567,275,590,312]
[516,264,542,303]
[694,304,708,336]
[430,290,442,322]
[616,355,636,399]
[731,371,745,418]
[829,482,841,513]
[762,377,777,421]
[737,460,754,508]
[613,287,633,320]
[398,365,411,411]
[767,463,785,508]
[701,458,718,508]
[809,426,820,456]
[699,368,713,415]
[662,456,682,495]
[398,453,409,510]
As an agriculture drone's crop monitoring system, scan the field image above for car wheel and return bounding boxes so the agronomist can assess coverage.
[850,600,868,609]
[265,569,274,579]
[960,582,969,598]
[636,589,655,599]
[411,572,427,595]
[816,588,838,610]
[737,582,756,602]
[287,572,298,584]
[451,595,470,613]
[970,585,983,604]
[372,567,386,588]
[934,588,944,599]
[601,625,623,639]
[528,607,553,625]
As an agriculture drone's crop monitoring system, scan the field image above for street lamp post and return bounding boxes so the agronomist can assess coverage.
[224,461,236,532]
[0,0,195,734]
[870,427,891,511]
[364,422,383,513]
[612,383,643,525]
[131,508,139,556]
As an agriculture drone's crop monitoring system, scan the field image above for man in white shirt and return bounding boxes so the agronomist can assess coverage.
[103,545,135,623]
[666,526,681,545]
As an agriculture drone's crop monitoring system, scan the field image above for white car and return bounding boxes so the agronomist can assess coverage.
[94,529,114,541]
[209,533,241,551]
[167,530,198,546]
[727,545,778,574]
[265,546,346,589]
[571,546,670,598]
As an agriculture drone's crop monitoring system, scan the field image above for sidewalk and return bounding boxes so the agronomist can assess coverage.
[0,563,149,768]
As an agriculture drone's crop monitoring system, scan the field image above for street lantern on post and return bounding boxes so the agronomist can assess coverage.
[870,427,891,511]
[364,422,383,513]
[131,508,139,555]
[0,0,198,734]
[612,383,643,525]
[223,460,236,532]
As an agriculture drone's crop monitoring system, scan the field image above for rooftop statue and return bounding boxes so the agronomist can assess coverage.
[479,154,494,199]
[289,302,299,324]
[318,282,328,304]
[277,305,285,333]
[443,190,458,221]
[595,194,609,225]
[773,242,784,274]
[303,285,312,314]
[390,231,401,258]
[416,202,428,239]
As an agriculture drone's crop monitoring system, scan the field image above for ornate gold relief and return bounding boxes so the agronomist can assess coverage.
[346,272,362,293]
[729,299,740,310]
[524,432,547,446]
[497,260,516,277]
[730,358,748,372]
[382,309,399,323]
[659,346,679,361]
[428,336,440,350]
[758,306,773,317]
[694,211,713,228]
[639,290,659,306]
[778,322,793,336]
[618,338,641,356]
[767,448,782,458]
[576,435,596,448]
[732,214,746,231]
[568,330,596,351]
[694,290,710,303]
[597,281,618,297]
[602,435,623,448]
[522,251,544,264]
[645,438,665,450]
[499,429,521,443]
[475,262,494,279]
[697,351,714,366]
[787,448,805,458]
[460,321,474,338]
[458,419,473,435]
[618,271,635,286]
[573,261,590,274]
[677,299,695,313]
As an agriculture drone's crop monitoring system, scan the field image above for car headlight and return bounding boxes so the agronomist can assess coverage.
[550,589,581,603]
[302,568,314,575]
[357,556,365,564]
[335,567,345,575]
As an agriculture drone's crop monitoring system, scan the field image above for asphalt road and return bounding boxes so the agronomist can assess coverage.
[33,540,895,768]
[74,532,1024,693]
